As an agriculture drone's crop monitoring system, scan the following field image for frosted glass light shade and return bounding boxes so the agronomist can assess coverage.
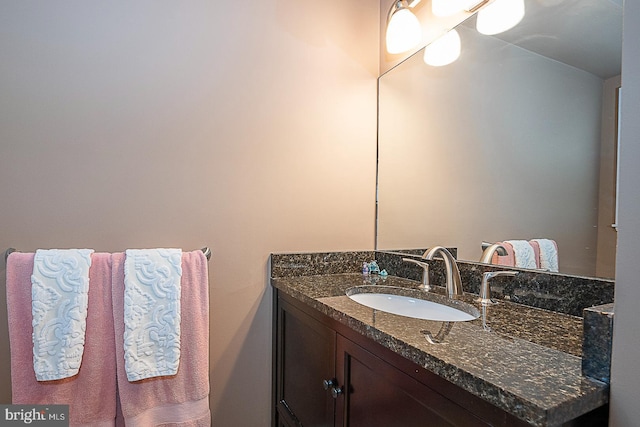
[476,0,525,35]
[386,8,422,54]
[432,0,467,17]
[423,29,461,66]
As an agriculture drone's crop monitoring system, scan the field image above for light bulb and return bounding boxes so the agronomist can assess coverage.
[423,29,461,66]
[476,0,525,35]
[386,7,422,54]
[432,0,467,17]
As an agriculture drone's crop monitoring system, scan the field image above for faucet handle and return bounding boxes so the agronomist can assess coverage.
[475,270,518,305]
[402,258,431,292]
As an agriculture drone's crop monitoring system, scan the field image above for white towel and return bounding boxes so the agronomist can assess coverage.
[505,240,537,269]
[123,248,182,381]
[531,239,559,272]
[31,248,94,381]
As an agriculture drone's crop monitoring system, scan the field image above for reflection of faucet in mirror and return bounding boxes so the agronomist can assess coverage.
[422,246,463,299]
[479,242,508,263]
[475,270,518,305]
[402,258,431,291]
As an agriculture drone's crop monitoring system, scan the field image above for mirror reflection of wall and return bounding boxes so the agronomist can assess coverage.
[376,0,622,279]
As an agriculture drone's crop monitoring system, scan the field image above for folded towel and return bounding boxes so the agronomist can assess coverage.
[113,250,210,426]
[31,249,94,381]
[7,252,117,426]
[490,240,538,269]
[530,239,559,272]
[123,248,183,381]
[506,240,537,269]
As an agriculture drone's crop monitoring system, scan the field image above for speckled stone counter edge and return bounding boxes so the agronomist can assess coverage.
[582,303,614,383]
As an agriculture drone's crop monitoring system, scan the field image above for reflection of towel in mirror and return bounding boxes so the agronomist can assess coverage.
[529,239,559,272]
[491,241,515,267]
[506,240,537,269]
[491,240,537,269]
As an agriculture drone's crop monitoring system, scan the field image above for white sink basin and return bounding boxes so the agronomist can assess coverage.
[346,286,479,322]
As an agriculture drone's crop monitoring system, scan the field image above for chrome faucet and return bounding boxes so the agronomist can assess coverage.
[479,242,508,264]
[475,270,517,304]
[402,258,431,292]
[422,246,463,298]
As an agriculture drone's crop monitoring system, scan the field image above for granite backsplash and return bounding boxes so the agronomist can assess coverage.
[271,250,615,317]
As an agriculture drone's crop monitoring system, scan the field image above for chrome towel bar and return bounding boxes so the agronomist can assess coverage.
[5,247,212,262]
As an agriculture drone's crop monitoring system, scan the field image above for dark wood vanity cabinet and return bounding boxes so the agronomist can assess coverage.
[334,334,492,427]
[273,291,528,427]
[275,294,336,427]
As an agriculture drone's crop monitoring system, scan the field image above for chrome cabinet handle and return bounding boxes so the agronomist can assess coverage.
[322,379,343,398]
[330,386,343,399]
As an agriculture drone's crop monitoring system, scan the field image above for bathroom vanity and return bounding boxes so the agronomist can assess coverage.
[271,252,611,427]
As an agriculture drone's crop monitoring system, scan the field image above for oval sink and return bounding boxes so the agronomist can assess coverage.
[346,285,479,322]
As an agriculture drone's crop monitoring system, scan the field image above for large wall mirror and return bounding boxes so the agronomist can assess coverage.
[376,0,622,279]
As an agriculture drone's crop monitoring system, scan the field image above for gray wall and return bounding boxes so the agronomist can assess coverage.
[0,1,379,425]
[610,0,640,424]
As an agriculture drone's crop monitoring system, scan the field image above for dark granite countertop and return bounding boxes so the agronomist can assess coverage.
[271,273,609,427]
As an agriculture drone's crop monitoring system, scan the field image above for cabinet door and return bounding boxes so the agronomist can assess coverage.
[275,296,337,427]
[335,335,491,427]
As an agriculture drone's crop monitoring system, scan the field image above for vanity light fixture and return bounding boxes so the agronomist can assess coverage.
[476,0,525,35]
[386,0,423,54]
[464,0,491,13]
[432,0,472,17]
[423,29,461,66]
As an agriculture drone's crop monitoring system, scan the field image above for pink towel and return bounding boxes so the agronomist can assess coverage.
[528,240,543,268]
[491,240,539,269]
[112,250,210,427]
[6,252,117,427]
[491,241,515,267]
[530,242,541,268]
